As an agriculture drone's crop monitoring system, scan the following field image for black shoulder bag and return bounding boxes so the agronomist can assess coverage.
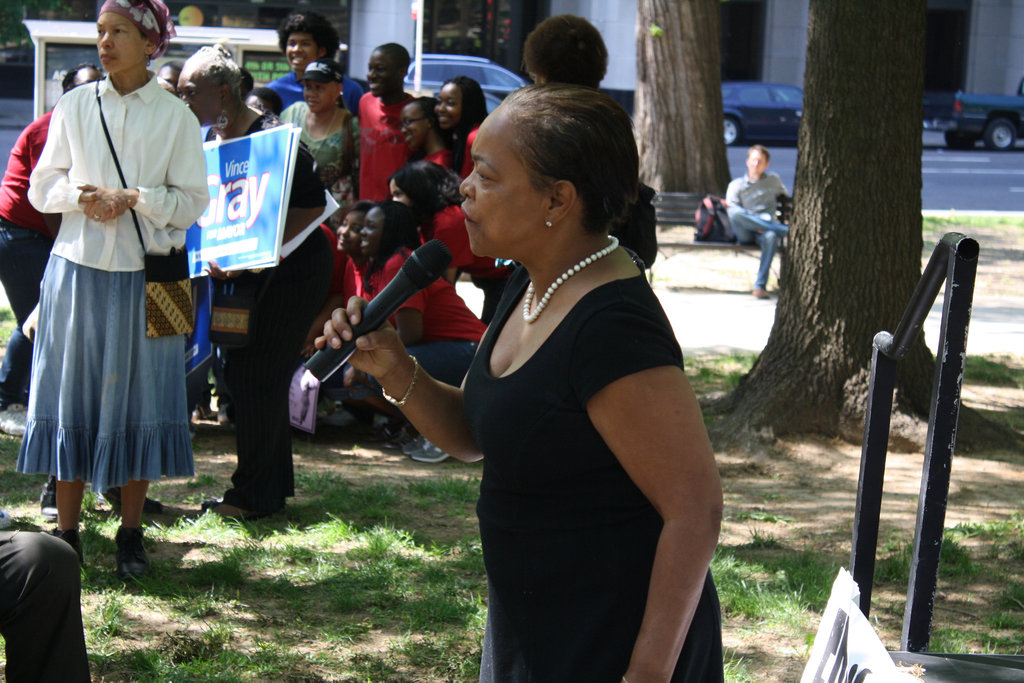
[96,81,194,337]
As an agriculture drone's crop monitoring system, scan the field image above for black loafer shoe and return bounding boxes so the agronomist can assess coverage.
[104,487,165,514]
[52,527,83,563]
[202,499,278,521]
[115,526,149,579]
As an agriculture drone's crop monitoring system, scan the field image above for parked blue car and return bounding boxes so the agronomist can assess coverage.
[722,81,803,146]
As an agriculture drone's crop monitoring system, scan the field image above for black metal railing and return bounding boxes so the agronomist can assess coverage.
[849,232,979,653]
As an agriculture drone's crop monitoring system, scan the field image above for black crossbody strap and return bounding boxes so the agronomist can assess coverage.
[95,80,146,251]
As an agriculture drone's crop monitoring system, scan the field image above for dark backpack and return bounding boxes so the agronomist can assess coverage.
[694,195,736,243]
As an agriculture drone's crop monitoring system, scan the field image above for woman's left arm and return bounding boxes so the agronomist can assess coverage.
[587,365,723,683]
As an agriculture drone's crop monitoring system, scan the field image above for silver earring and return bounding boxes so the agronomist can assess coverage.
[545,219,553,227]
[216,109,229,129]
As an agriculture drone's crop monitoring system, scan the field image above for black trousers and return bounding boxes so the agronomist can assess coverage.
[0,531,90,682]
[221,229,333,514]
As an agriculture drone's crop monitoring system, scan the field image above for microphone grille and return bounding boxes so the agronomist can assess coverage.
[402,239,453,288]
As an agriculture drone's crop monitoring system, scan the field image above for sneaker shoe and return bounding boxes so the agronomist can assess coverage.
[216,401,233,425]
[408,439,451,464]
[40,476,58,521]
[0,510,11,529]
[115,526,148,579]
[52,527,83,563]
[319,406,357,428]
[0,403,27,436]
[402,434,427,456]
[752,288,770,299]
[192,404,215,421]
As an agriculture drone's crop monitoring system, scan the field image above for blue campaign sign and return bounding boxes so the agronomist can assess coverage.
[185,126,300,276]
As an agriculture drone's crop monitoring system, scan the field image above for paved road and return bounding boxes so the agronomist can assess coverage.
[726,132,1024,212]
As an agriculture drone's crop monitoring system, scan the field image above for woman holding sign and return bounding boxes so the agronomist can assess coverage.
[18,0,207,579]
[178,45,332,520]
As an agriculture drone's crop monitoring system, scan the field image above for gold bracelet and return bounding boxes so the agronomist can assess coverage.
[382,356,420,407]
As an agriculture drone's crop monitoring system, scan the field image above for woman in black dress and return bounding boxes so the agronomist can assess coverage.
[318,84,723,682]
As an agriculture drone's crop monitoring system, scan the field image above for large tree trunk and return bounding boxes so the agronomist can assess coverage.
[713,0,935,449]
[635,0,731,194]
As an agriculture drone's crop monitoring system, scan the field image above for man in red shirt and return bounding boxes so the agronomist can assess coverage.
[0,64,102,438]
[358,43,412,201]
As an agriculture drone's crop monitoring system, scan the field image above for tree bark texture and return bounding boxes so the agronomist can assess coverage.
[719,0,935,443]
[635,0,731,194]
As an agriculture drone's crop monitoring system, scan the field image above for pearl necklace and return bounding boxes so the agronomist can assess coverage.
[522,235,619,323]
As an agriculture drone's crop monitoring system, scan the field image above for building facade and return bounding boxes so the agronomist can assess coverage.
[32,0,1024,97]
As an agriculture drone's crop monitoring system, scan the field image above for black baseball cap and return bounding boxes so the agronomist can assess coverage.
[300,59,344,83]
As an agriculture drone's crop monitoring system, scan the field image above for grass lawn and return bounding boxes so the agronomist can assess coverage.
[0,214,1020,681]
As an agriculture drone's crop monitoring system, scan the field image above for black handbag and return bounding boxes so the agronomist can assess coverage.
[96,82,193,337]
[209,272,270,348]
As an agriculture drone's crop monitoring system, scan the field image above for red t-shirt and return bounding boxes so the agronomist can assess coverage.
[0,112,53,235]
[425,204,506,279]
[342,258,363,303]
[424,148,453,170]
[320,223,349,297]
[458,126,479,180]
[358,93,413,201]
[356,249,485,344]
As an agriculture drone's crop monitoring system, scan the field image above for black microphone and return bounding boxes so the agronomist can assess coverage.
[305,239,452,381]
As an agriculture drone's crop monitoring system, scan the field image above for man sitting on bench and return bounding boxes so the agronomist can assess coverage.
[726,144,789,299]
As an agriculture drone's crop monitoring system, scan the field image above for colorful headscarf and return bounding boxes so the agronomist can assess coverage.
[99,0,176,60]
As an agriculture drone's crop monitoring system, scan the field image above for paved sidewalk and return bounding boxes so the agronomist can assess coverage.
[456,281,1022,358]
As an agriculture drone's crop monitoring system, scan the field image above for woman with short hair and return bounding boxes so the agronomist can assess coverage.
[320,84,724,681]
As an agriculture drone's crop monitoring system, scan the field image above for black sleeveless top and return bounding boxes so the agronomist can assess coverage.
[464,266,723,682]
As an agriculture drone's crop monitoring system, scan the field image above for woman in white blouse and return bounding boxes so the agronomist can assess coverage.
[18,0,207,580]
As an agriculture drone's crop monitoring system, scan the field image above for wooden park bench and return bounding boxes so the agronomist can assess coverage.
[652,191,779,255]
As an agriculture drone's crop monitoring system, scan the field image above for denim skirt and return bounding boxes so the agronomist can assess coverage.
[17,255,193,492]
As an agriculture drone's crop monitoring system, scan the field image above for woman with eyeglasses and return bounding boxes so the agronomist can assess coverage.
[177,45,333,521]
[400,96,452,169]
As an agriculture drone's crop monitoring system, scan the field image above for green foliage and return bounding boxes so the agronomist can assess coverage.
[712,548,839,629]
[962,355,1024,389]
[0,0,65,45]
[922,213,1024,238]
[875,531,979,583]
[730,509,796,524]
[687,353,758,394]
